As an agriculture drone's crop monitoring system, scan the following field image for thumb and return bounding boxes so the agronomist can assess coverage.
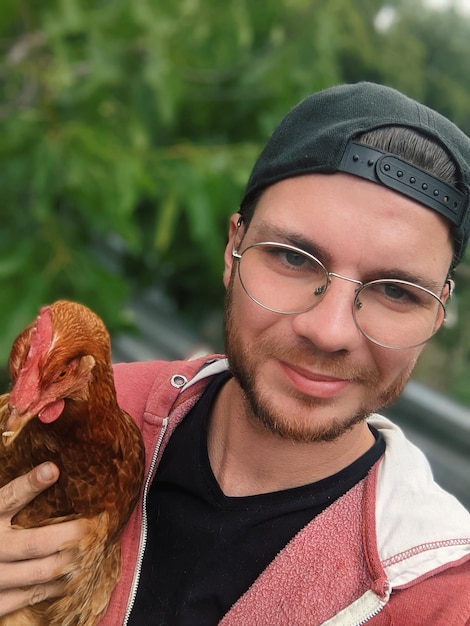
[0,463,59,520]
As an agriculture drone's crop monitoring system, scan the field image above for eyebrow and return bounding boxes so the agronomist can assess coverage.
[365,268,443,293]
[249,220,445,294]
[250,221,334,264]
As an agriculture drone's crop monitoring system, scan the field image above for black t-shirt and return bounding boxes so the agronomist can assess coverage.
[128,372,385,626]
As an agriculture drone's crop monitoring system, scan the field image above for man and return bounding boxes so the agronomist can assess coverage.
[1,82,469,624]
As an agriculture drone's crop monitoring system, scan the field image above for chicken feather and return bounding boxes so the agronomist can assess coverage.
[0,300,145,626]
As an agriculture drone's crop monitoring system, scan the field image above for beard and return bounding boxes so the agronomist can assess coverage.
[224,275,415,444]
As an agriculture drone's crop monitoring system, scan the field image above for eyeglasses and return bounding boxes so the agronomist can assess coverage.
[232,233,450,350]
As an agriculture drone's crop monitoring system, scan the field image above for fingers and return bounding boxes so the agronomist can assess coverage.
[0,523,86,618]
[0,464,88,618]
[0,580,64,618]
[0,463,59,521]
[0,519,86,562]
[0,549,70,589]
[0,543,83,595]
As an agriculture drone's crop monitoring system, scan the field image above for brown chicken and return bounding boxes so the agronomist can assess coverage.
[0,300,145,626]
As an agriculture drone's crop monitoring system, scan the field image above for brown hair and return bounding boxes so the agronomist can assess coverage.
[358,126,459,268]
[358,126,458,185]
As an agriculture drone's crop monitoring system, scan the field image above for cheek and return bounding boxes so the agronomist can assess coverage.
[226,273,284,340]
[223,262,232,289]
[373,346,421,384]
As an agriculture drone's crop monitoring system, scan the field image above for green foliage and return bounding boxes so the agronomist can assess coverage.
[0,0,336,358]
[1,0,470,403]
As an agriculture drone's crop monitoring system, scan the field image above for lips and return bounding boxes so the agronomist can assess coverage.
[278,360,352,399]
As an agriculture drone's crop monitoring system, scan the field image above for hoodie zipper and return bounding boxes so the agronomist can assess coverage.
[121,362,225,625]
[122,417,169,626]
[322,584,391,626]
[354,599,386,625]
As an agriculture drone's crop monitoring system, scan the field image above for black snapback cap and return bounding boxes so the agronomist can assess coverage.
[240,82,470,266]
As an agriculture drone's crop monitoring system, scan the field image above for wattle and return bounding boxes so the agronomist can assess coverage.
[38,399,65,424]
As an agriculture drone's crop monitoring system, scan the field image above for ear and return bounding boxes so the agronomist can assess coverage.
[442,278,455,304]
[223,213,244,288]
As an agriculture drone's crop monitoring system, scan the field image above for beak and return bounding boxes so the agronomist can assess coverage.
[2,406,36,447]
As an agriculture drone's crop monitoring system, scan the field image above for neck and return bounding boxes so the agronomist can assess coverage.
[207,377,376,497]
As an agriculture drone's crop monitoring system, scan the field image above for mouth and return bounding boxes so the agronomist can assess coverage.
[278,360,352,399]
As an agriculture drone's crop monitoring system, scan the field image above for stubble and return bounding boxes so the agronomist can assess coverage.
[224,275,415,444]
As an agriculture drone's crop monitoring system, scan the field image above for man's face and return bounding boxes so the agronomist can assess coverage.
[223,173,454,443]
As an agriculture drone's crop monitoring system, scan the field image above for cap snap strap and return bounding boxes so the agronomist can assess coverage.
[339,141,465,227]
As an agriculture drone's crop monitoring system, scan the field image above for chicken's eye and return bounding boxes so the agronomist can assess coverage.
[55,368,69,382]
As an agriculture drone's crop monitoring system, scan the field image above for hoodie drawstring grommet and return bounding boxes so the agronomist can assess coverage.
[170,374,188,389]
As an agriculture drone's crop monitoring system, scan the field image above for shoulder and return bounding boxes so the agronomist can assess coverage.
[113,360,168,418]
[362,414,470,614]
[378,559,470,625]
[112,356,228,422]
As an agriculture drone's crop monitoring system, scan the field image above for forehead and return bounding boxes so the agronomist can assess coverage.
[250,173,454,278]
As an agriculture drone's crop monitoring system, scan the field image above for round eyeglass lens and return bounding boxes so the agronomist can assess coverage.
[353,280,446,349]
[237,243,329,314]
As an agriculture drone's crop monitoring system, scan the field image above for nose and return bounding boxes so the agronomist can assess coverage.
[291,277,363,353]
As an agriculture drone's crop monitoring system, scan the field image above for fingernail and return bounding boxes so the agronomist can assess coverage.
[37,463,55,483]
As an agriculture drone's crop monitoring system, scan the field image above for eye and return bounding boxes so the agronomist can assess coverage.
[381,282,420,304]
[363,280,426,312]
[263,245,314,273]
[283,249,308,268]
[54,366,70,383]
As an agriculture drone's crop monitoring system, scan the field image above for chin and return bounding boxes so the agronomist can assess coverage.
[241,382,371,443]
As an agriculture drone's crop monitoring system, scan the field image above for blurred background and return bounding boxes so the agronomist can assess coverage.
[1,0,469,502]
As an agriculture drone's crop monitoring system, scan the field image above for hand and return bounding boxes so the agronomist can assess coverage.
[0,463,86,617]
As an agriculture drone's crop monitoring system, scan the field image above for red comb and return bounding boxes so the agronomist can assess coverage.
[9,306,54,409]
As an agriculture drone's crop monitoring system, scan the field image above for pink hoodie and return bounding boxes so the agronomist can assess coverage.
[99,356,470,625]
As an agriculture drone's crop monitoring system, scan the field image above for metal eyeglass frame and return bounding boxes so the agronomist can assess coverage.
[231,223,451,350]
